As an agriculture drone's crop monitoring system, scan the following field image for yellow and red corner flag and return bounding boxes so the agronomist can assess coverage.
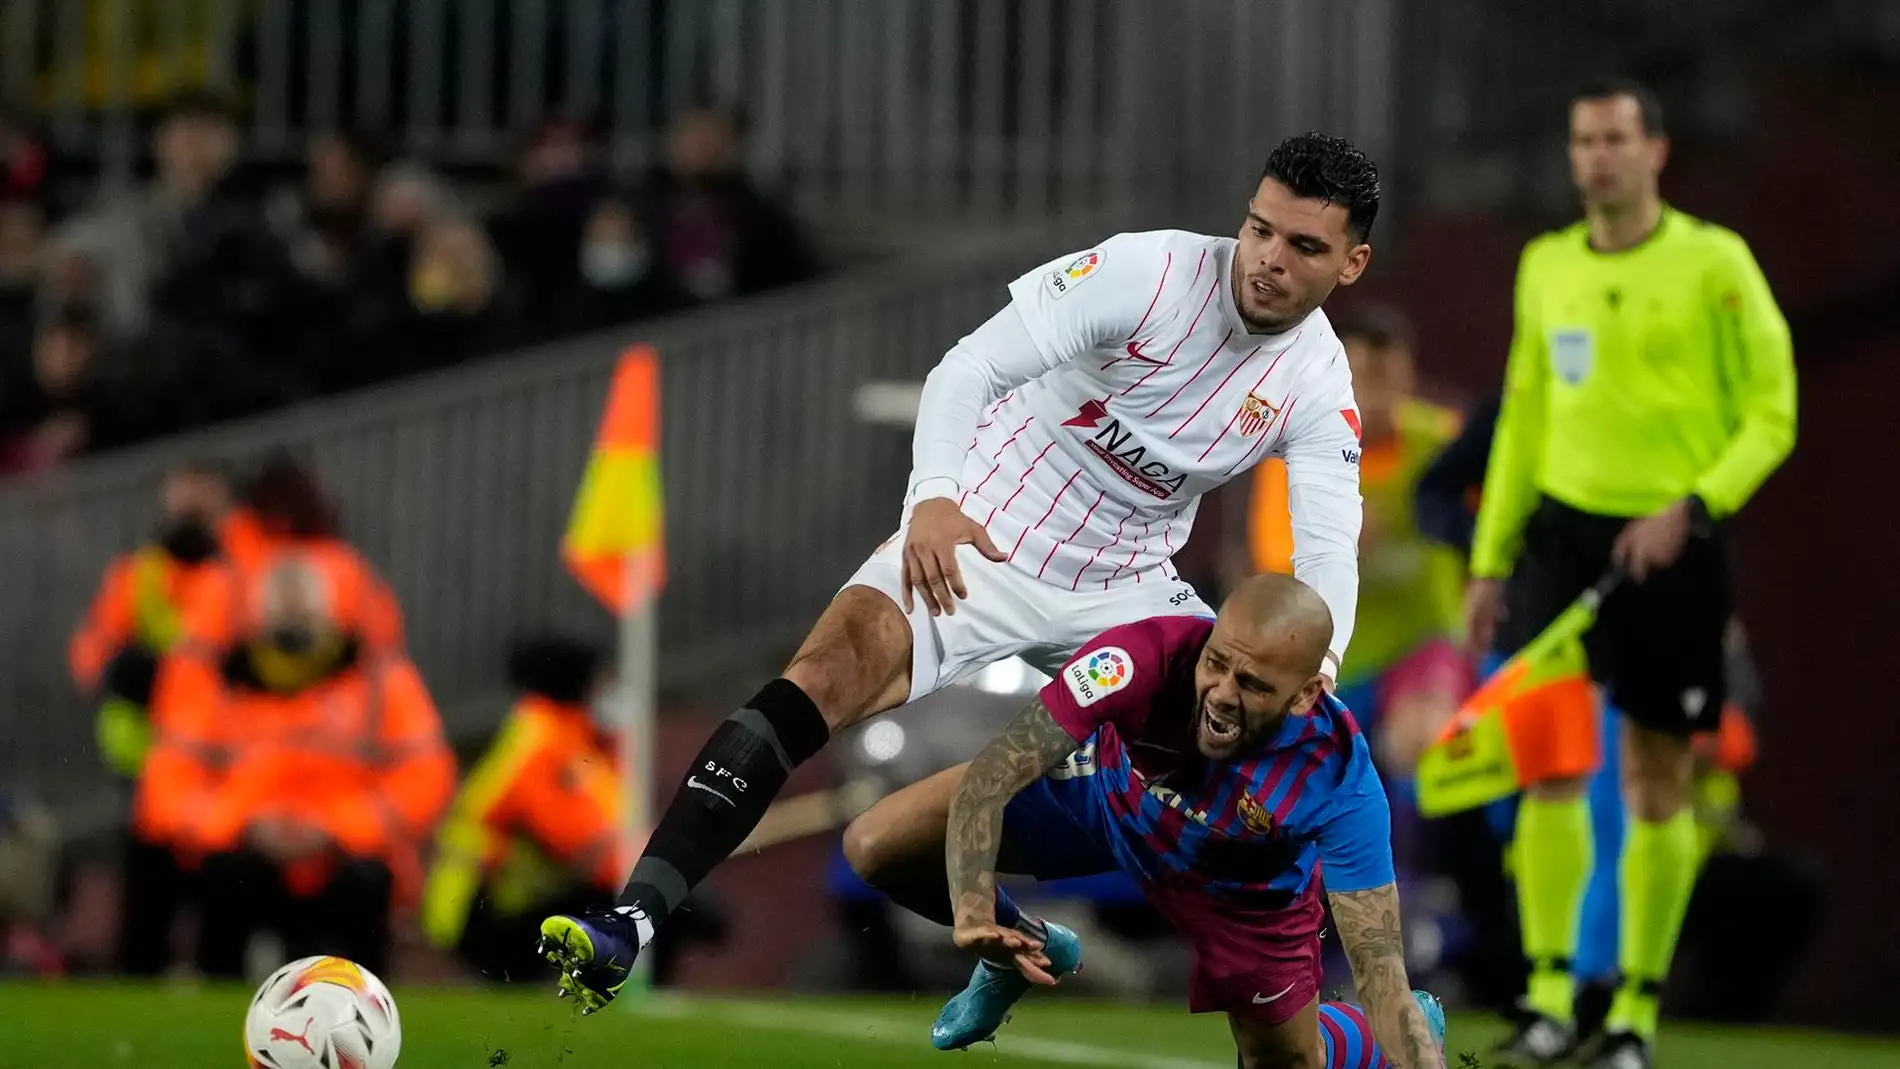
[1414,576,1616,818]
[563,346,665,613]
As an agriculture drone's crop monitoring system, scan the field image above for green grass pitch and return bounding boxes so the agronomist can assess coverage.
[3,983,1896,1068]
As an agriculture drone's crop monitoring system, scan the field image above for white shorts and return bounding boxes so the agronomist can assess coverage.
[842,532,1215,703]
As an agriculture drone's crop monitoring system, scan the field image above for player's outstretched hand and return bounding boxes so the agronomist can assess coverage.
[902,497,1007,617]
[952,921,1058,986]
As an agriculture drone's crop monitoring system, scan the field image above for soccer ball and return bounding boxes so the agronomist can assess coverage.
[244,955,402,1069]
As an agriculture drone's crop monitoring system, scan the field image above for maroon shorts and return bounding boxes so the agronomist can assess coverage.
[1148,878,1327,1024]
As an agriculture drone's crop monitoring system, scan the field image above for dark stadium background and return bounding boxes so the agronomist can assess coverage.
[0,0,1893,1042]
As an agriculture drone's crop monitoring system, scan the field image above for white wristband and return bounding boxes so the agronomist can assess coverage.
[909,476,962,503]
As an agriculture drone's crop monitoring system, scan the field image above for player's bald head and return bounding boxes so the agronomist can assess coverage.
[1192,574,1334,757]
[1213,573,1334,677]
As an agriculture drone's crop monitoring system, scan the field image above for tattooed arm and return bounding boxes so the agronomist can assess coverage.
[945,696,1082,937]
[1328,883,1443,1069]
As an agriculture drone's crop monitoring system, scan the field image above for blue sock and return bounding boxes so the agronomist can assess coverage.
[977,887,1046,975]
[1318,1002,1387,1069]
[995,887,1047,939]
[993,887,1023,929]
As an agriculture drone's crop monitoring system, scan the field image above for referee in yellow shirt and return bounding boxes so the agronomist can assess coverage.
[1466,81,1797,1069]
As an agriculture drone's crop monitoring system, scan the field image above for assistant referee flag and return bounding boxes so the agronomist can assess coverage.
[564,346,665,612]
[1470,209,1796,579]
[1416,578,1610,817]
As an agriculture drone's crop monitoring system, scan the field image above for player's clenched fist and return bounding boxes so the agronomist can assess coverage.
[902,498,1007,617]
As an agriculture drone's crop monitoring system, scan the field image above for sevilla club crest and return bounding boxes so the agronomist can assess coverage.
[1237,393,1281,438]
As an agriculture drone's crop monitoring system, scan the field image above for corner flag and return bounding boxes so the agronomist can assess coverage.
[563,346,665,612]
[562,346,666,993]
[1415,574,1618,818]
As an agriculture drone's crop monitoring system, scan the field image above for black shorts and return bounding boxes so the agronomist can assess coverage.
[1496,497,1729,737]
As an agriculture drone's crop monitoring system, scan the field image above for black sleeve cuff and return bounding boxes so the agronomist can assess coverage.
[1685,495,1716,537]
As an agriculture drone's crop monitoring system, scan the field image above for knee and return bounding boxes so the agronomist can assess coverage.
[1623,731,1696,821]
[1525,775,1589,802]
[841,814,890,886]
[1626,771,1692,822]
[784,587,913,728]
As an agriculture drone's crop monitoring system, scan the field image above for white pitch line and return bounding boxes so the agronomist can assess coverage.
[639,998,1229,1069]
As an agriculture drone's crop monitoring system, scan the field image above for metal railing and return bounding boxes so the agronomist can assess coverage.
[0,218,1105,824]
[0,0,1399,226]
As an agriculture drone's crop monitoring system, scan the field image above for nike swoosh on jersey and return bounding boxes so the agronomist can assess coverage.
[1123,341,1168,365]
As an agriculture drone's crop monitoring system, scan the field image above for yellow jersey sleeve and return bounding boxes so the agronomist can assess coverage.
[1692,229,1797,517]
[1471,238,1554,579]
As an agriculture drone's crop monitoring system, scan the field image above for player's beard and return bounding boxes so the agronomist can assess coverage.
[1234,269,1320,335]
[1196,693,1298,759]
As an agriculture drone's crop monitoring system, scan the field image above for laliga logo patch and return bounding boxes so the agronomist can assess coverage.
[1064,645,1132,707]
[1044,248,1104,300]
[1237,792,1275,835]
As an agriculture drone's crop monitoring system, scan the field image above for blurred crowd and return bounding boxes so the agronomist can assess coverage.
[0,91,819,478]
[0,448,724,983]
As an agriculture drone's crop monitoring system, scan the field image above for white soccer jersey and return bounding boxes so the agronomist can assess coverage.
[905,230,1365,673]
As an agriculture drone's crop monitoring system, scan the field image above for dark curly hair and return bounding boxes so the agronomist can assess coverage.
[1261,132,1381,244]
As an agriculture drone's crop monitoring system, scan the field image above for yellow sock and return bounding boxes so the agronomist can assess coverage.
[1515,794,1593,1022]
[1609,808,1698,1040]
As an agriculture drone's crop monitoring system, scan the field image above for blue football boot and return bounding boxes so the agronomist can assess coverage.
[536,906,651,1014]
[1414,989,1449,1052]
[930,920,1084,1050]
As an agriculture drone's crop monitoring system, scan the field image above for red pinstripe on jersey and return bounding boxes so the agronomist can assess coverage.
[1100,252,1175,371]
[1195,344,1294,460]
[1070,501,1139,590]
[1009,464,1084,562]
[961,415,1036,505]
[1040,489,1109,579]
[1122,252,1213,397]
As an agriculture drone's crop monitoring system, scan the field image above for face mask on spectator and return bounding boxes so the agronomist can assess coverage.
[249,626,347,693]
[270,625,316,655]
[156,516,221,565]
[409,260,459,313]
[582,243,650,289]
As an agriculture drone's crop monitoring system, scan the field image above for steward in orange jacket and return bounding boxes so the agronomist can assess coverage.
[421,637,627,982]
[135,554,452,977]
[180,450,406,655]
[70,461,245,781]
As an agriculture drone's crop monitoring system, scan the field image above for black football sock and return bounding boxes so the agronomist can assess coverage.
[615,678,830,945]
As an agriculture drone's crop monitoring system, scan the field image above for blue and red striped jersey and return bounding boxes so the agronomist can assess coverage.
[1039,616,1394,906]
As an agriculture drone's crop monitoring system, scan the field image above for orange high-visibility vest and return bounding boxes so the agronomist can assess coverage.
[69,548,234,694]
[440,696,626,891]
[136,645,453,901]
[184,539,407,656]
[420,696,629,946]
